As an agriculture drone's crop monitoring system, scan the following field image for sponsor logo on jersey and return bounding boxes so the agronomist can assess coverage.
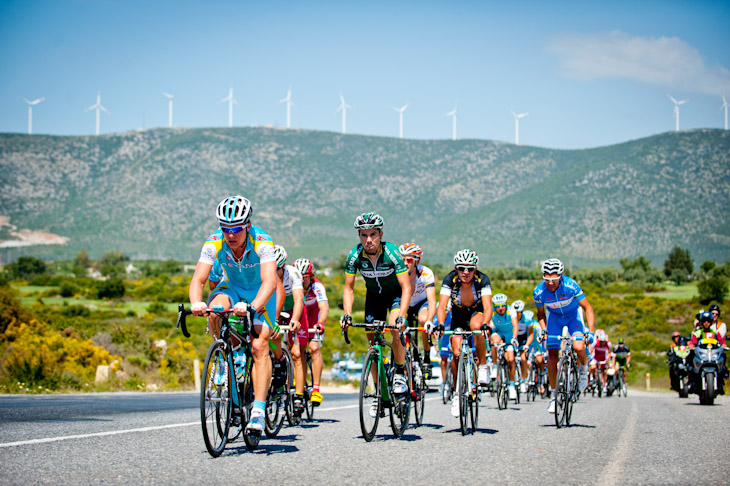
[255,234,268,241]
[360,269,395,279]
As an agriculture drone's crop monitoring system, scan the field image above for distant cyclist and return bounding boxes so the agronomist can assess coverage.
[489,293,518,400]
[533,258,595,414]
[524,310,546,394]
[340,213,412,410]
[612,338,631,384]
[437,249,492,417]
[294,257,329,406]
[188,195,277,434]
[511,300,531,394]
[399,242,437,378]
[592,330,612,394]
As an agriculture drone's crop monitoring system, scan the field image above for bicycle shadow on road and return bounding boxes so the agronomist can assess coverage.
[412,423,445,430]
[357,432,423,443]
[443,427,498,435]
[298,418,341,429]
[228,442,300,456]
[539,423,596,429]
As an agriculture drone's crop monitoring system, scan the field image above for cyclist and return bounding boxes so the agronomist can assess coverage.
[340,212,412,412]
[612,338,631,385]
[489,294,519,399]
[592,330,612,394]
[524,310,546,394]
[511,300,531,394]
[709,304,727,339]
[433,301,453,396]
[294,257,329,406]
[399,242,437,379]
[533,258,595,414]
[189,195,277,434]
[273,245,309,416]
[437,249,492,417]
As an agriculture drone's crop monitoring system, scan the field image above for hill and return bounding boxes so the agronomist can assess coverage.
[0,128,728,266]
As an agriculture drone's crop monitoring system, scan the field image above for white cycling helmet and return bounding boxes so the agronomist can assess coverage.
[273,245,287,268]
[512,300,525,312]
[454,249,479,267]
[492,293,508,306]
[216,195,252,226]
[398,242,423,260]
[293,258,313,276]
[597,329,608,342]
[354,212,384,230]
[523,310,535,321]
[541,258,564,275]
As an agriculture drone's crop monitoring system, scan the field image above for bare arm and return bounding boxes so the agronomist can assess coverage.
[396,271,412,319]
[579,298,595,334]
[189,261,213,313]
[251,260,276,314]
[342,273,356,317]
[526,325,534,348]
[511,312,519,338]
[317,301,329,328]
[275,275,285,319]
[291,288,304,323]
[481,293,493,327]
[536,306,547,331]
[437,293,450,327]
[425,285,437,324]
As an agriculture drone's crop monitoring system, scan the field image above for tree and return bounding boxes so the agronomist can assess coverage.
[700,261,716,274]
[664,246,693,277]
[97,277,126,299]
[669,268,688,285]
[698,276,728,305]
[73,249,90,269]
[99,251,128,277]
[7,256,47,280]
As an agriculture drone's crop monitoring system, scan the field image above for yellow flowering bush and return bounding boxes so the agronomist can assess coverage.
[159,337,199,387]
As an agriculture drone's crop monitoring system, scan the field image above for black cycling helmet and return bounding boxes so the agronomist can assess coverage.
[699,311,713,325]
[708,303,721,316]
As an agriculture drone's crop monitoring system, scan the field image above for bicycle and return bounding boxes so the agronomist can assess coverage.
[616,364,628,397]
[403,325,432,427]
[279,313,319,424]
[554,334,580,428]
[495,343,510,410]
[176,303,269,456]
[514,348,522,404]
[264,324,295,438]
[442,329,482,435]
[342,321,411,441]
[526,350,539,402]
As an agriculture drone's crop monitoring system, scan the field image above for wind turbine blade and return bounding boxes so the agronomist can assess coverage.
[162,92,173,98]
[100,106,110,114]
[84,104,97,112]
[667,94,678,104]
[33,97,46,104]
[21,97,31,104]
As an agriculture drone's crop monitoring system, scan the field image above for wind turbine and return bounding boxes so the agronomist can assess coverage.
[277,86,294,128]
[444,103,458,140]
[336,91,352,134]
[720,95,729,130]
[667,94,689,132]
[218,84,238,128]
[391,103,409,139]
[84,90,110,135]
[162,92,174,127]
[510,109,528,145]
[22,96,45,135]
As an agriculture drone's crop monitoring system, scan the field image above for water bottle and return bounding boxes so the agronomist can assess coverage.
[233,348,246,383]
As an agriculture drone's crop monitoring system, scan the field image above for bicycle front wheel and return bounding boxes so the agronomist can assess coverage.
[457,353,470,435]
[442,367,452,404]
[555,357,569,428]
[305,355,315,421]
[497,363,508,410]
[468,356,479,434]
[201,341,231,457]
[390,353,411,438]
[413,359,425,426]
[280,347,299,427]
[359,348,381,442]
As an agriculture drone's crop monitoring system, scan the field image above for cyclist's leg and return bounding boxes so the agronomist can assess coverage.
[545,314,563,394]
[206,284,237,339]
[387,295,405,366]
[439,334,450,382]
[290,334,304,395]
[450,334,462,389]
[417,305,432,360]
[468,312,487,364]
[570,313,588,366]
[245,288,276,404]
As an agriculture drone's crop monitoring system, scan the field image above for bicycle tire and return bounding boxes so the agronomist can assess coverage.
[242,366,261,450]
[468,354,478,434]
[457,353,469,435]
[412,356,425,426]
[442,366,452,404]
[201,341,231,457]
[703,372,715,405]
[390,353,411,438]
[566,363,576,426]
[359,348,381,442]
[305,354,315,421]
[498,362,508,410]
[554,357,569,428]
[264,353,286,438]
[278,347,298,427]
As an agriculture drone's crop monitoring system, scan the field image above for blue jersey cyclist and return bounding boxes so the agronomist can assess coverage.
[533,258,595,414]
[524,310,547,394]
[511,300,532,394]
[489,293,519,400]
[189,195,278,435]
[340,212,412,407]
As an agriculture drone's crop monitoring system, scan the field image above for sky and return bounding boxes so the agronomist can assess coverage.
[1,0,729,149]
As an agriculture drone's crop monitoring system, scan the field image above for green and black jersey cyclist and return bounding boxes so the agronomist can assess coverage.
[340,212,412,401]
[435,249,492,418]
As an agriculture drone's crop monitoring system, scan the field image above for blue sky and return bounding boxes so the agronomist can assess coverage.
[1,0,728,148]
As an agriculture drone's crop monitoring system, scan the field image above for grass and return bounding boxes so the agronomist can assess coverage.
[644,282,699,300]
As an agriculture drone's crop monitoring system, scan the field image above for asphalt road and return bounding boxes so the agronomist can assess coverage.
[1,388,728,485]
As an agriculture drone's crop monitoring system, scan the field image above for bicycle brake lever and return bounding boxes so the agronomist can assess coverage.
[176,303,191,338]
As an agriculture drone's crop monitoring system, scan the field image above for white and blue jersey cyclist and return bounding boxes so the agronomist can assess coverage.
[200,225,278,329]
[491,304,516,346]
[533,275,587,351]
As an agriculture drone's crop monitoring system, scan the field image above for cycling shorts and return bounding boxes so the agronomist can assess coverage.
[451,306,482,331]
[283,307,310,350]
[517,332,528,349]
[545,310,585,350]
[208,282,277,330]
[365,289,401,323]
[406,299,429,327]
[440,334,452,358]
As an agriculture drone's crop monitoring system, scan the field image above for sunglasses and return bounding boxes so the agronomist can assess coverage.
[494,304,507,309]
[221,226,245,234]
[456,266,475,273]
[404,257,419,264]
[543,276,561,282]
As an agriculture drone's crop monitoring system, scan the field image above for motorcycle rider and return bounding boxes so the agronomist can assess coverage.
[688,311,727,394]
[708,304,727,339]
[667,331,689,392]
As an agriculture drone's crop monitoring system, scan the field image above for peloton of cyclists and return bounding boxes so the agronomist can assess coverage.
[293,257,329,406]
[533,258,596,414]
[188,195,278,434]
[436,249,493,418]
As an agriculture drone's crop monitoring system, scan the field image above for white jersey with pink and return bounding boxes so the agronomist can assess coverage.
[409,264,435,307]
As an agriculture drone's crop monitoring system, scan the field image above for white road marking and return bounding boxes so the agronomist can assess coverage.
[598,398,638,485]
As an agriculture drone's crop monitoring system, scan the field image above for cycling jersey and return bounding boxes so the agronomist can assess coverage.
[440,270,492,330]
[201,225,277,328]
[199,226,275,289]
[209,259,226,283]
[594,342,611,363]
[533,276,586,350]
[281,265,304,311]
[509,309,529,336]
[613,344,631,365]
[491,306,515,342]
[304,277,328,340]
[409,264,435,307]
[344,242,406,294]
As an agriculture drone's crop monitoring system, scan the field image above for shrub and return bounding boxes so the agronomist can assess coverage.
[698,276,728,305]
[97,277,126,299]
[7,256,47,280]
[59,281,77,298]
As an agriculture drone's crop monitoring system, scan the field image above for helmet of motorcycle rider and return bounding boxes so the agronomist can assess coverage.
[699,311,713,327]
[671,331,681,341]
[708,303,721,316]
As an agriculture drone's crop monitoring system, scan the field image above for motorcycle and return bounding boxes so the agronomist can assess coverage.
[668,338,691,398]
[605,367,616,396]
[690,340,726,406]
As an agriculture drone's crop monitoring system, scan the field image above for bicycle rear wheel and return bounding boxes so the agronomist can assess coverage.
[264,354,286,439]
[555,357,569,428]
[390,353,412,438]
[201,341,231,457]
[359,348,381,442]
[305,354,315,421]
[442,366,452,404]
[468,355,479,434]
[412,357,425,426]
[497,363,508,410]
[280,348,299,427]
